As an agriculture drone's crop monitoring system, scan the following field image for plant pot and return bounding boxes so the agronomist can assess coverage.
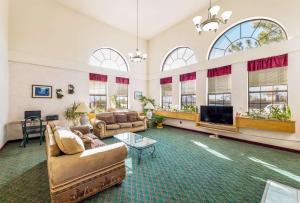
[157,122,163,129]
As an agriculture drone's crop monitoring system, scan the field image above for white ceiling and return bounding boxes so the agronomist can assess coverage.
[56,0,212,39]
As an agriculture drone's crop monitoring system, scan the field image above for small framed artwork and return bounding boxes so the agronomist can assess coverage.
[134,91,142,100]
[32,85,52,98]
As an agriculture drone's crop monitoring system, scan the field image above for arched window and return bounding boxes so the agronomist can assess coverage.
[162,47,197,71]
[89,48,129,72]
[208,19,287,60]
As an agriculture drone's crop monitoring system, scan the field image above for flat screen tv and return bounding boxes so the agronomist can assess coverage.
[200,106,233,125]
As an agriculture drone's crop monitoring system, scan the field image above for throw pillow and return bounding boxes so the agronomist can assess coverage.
[101,116,116,124]
[54,129,85,155]
[128,114,138,122]
[72,130,84,138]
[115,114,127,123]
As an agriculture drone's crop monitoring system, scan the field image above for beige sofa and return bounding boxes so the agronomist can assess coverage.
[92,111,147,139]
[45,124,128,203]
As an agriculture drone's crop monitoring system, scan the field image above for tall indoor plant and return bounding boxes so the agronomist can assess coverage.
[63,102,80,126]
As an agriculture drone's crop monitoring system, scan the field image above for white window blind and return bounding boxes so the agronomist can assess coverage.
[117,84,128,96]
[181,80,196,95]
[89,81,106,95]
[249,67,287,87]
[162,84,172,96]
[208,75,231,94]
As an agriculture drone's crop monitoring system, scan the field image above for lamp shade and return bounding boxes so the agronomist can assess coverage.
[75,103,91,113]
[144,102,155,110]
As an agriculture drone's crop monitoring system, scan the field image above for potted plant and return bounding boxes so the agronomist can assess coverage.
[63,102,80,126]
[153,115,165,129]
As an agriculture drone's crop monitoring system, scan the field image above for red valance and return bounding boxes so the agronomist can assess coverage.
[160,77,172,85]
[116,77,129,84]
[180,72,196,82]
[248,54,288,72]
[89,73,107,82]
[207,65,231,78]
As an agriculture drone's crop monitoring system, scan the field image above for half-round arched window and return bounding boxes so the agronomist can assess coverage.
[208,18,287,60]
[89,48,129,72]
[162,47,198,71]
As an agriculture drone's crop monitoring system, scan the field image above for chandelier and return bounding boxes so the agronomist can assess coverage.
[193,0,232,34]
[129,0,147,62]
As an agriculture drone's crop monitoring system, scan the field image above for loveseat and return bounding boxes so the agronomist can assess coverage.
[92,111,147,139]
[45,123,128,203]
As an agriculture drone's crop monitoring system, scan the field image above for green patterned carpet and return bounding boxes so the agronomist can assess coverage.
[1,127,300,202]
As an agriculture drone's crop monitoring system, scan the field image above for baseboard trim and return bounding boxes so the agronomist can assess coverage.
[165,125,300,154]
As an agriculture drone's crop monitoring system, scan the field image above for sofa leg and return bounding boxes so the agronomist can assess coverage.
[115,181,123,187]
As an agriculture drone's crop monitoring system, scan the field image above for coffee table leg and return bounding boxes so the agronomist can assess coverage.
[151,145,156,158]
[138,149,142,165]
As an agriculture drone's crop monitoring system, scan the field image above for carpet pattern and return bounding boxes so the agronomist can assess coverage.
[1,127,300,202]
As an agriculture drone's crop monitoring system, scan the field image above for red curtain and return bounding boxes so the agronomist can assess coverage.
[160,77,172,84]
[180,72,196,82]
[89,73,107,82]
[248,54,288,72]
[116,77,130,84]
[207,65,231,78]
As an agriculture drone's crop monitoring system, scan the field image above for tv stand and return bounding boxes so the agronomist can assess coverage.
[196,122,237,133]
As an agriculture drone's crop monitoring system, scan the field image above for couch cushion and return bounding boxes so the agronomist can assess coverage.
[128,114,138,122]
[119,123,132,128]
[132,121,144,127]
[106,124,120,130]
[96,113,116,124]
[54,129,85,155]
[86,133,98,140]
[115,114,128,123]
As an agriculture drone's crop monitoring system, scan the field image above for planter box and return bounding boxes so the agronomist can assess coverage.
[154,111,199,122]
[236,117,295,133]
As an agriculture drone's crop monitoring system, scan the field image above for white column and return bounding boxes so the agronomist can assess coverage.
[231,62,248,121]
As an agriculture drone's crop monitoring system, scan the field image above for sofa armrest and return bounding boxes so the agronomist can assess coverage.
[48,142,128,187]
[138,115,147,121]
[92,120,106,138]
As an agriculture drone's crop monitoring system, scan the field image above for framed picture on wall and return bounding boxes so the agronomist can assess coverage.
[134,91,142,100]
[32,85,52,98]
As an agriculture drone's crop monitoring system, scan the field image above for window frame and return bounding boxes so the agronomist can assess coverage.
[89,47,129,72]
[180,80,196,109]
[161,84,172,109]
[208,93,232,106]
[116,83,129,109]
[89,81,107,110]
[162,47,197,72]
[248,67,288,112]
[208,18,287,60]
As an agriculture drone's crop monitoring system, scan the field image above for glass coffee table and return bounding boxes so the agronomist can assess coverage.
[114,132,157,164]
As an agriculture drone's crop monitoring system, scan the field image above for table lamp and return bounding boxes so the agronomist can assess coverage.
[144,102,155,119]
[75,102,91,125]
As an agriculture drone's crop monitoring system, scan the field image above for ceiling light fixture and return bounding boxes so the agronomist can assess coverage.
[193,0,232,34]
[129,0,147,62]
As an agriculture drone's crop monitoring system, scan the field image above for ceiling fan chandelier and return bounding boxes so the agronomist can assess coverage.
[129,0,147,62]
[193,0,232,34]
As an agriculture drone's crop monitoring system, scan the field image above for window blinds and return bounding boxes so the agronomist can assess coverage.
[248,67,287,87]
[89,81,106,95]
[181,80,196,95]
[208,75,231,94]
[117,84,128,96]
[162,84,172,96]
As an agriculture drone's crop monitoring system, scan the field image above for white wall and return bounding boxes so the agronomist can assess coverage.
[0,0,9,148]
[147,0,300,150]
[7,0,148,140]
